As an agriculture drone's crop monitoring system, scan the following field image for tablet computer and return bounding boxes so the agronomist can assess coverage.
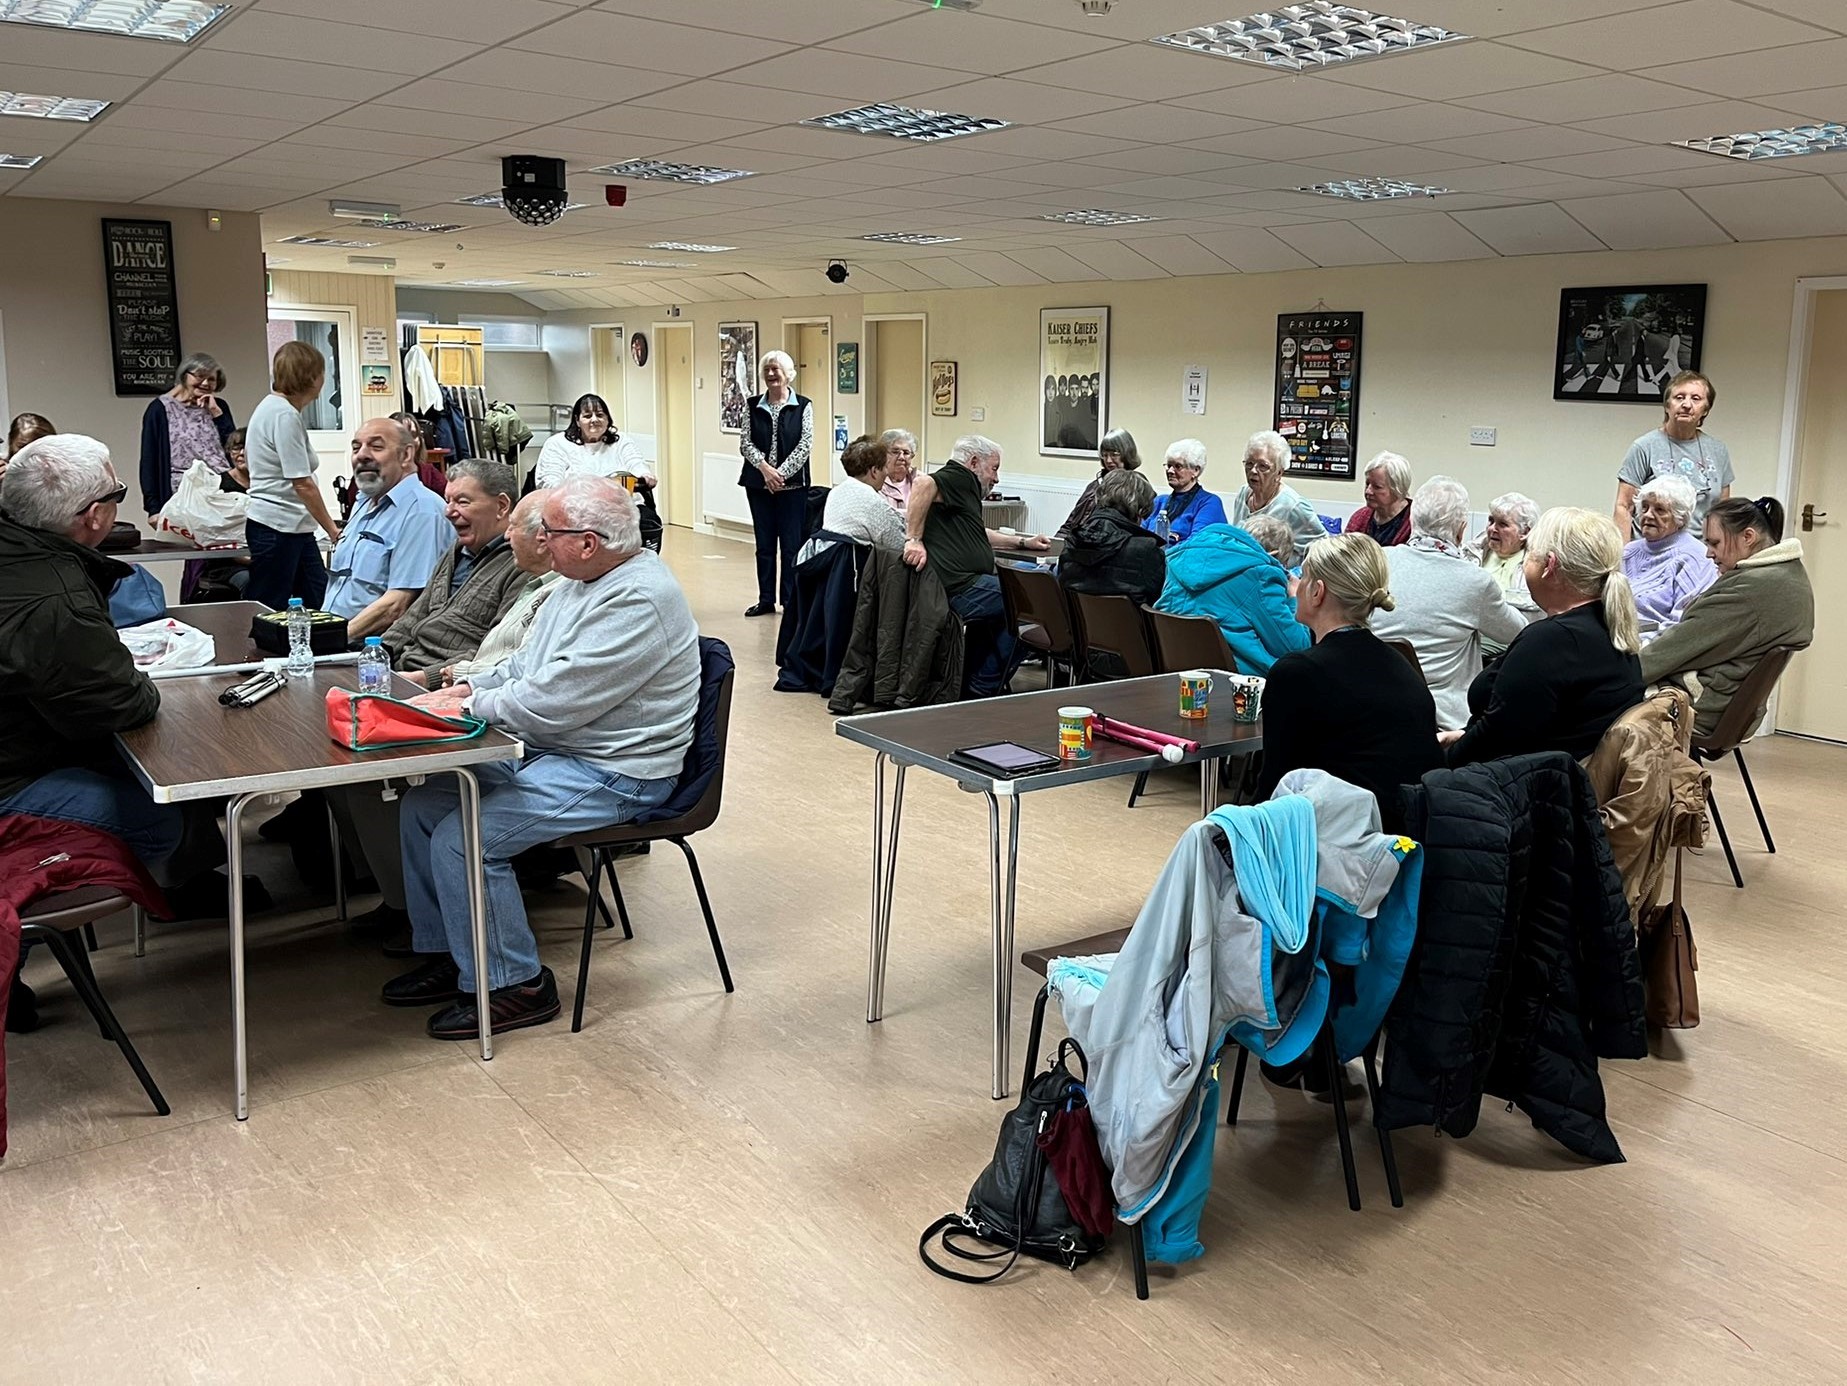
[950,741,1062,778]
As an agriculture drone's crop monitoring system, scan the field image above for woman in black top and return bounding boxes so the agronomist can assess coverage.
[1445,507,1643,766]
[1257,532,1439,834]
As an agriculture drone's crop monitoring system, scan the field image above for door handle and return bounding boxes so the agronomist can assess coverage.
[1802,503,1827,532]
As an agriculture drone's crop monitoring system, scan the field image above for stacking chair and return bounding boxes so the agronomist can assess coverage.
[1386,640,1423,679]
[1690,646,1800,889]
[553,638,737,1030]
[997,564,1079,688]
[1145,607,1237,679]
[1067,591,1157,683]
[18,887,169,1117]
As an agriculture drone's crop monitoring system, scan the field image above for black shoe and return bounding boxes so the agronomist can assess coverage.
[5,974,39,1034]
[609,841,651,859]
[744,602,775,617]
[381,956,463,1007]
[426,967,560,1040]
[257,794,315,842]
[164,872,272,921]
[349,900,409,935]
[380,922,418,959]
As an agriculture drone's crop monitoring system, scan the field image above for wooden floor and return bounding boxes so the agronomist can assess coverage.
[3,528,1843,1384]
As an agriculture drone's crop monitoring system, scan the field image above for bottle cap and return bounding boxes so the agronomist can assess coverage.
[288,597,304,608]
[364,636,383,646]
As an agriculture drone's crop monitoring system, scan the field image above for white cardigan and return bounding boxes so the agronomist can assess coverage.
[534,433,655,490]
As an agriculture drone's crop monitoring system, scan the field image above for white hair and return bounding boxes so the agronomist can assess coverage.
[1240,513,1293,563]
[1243,430,1289,470]
[1488,492,1540,537]
[1637,474,1697,530]
[1364,450,1413,500]
[759,349,796,385]
[1412,475,1470,542]
[512,488,550,538]
[1,434,114,534]
[1166,438,1207,475]
[878,428,917,452]
[553,474,641,556]
[950,434,1001,468]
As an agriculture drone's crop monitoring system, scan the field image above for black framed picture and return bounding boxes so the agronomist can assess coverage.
[1555,284,1706,402]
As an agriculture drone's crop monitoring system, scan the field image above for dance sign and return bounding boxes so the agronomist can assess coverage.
[102,218,182,396]
[1273,310,1361,481]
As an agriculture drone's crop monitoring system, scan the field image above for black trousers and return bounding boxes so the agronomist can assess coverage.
[745,485,806,608]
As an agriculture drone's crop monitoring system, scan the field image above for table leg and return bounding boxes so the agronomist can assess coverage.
[454,767,494,1062]
[325,795,348,922]
[866,754,907,1024]
[226,791,255,1120]
[1200,756,1219,817]
[984,791,1021,1100]
[132,904,146,958]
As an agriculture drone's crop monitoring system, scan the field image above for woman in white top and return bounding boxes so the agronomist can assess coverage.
[822,435,906,550]
[534,392,660,549]
[244,340,342,610]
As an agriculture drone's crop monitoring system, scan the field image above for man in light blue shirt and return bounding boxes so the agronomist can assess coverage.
[325,417,452,638]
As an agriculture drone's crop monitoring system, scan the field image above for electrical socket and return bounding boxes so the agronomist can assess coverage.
[1469,426,1497,447]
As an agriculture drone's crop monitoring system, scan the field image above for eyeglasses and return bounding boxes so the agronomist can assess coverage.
[538,524,607,543]
[75,483,128,516]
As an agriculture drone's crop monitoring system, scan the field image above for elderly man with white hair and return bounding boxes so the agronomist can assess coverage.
[385,475,700,1039]
[1143,438,1227,547]
[1229,430,1326,563]
[1345,450,1415,547]
[1619,472,1718,638]
[1371,476,1527,731]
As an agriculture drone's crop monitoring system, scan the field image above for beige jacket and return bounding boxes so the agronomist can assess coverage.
[1583,687,1708,922]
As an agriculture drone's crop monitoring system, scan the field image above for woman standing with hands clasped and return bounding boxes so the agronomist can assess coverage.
[737,350,813,616]
[139,352,238,516]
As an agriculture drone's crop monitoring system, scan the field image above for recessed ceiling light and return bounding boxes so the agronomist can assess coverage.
[0,90,110,121]
[0,1,229,43]
[0,152,43,168]
[1302,176,1447,200]
[351,219,467,233]
[347,255,396,268]
[275,234,381,248]
[452,278,524,287]
[536,269,599,278]
[802,102,1010,143]
[615,259,694,269]
[1672,122,1847,161]
[1040,209,1160,226]
[589,158,754,185]
[646,241,736,253]
[456,191,591,211]
[1152,4,1469,72]
[860,231,963,245]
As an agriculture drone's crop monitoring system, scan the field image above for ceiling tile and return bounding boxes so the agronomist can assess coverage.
[1425,125,1635,162]
[1626,160,1808,188]
[1573,99,1825,144]
[439,51,682,102]
[905,256,996,289]
[160,49,400,101]
[73,127,265,157]
[633,81,835,126]
[1049,104,1267,145]
[1188,227,1315,273]
[1353,210,1498,261]
[592,0,892,45]
[1556,189,1732,249]
[111,104,308,141]
[1638,38,1847,99]
[1747,0,1847,33]
[1758,84,1847,121]
[1450,203,1607,254]
[256,0,572,42]
[130,82,348,123]
[1307,103,1536,145]
[1058,240,1171,281]
[868,260,949,291]
[1009,43,1272,100]
[0,63,145,103]
[203,12,482,71]
[1528,146,1722,179]
[1685,174,1847,239]
[1073,145,1259,175]
[510,12,794,75]
[719,49,971,103]
[0,25,183,76]
[903,77,1138,126]
[1503,0,1830,65]
[1174,76,1421,122]
[371,79,601,126]
[1455,73,1717,122]
[1282,221,1402,267]
[824,11,1119,74]
[1322,40,1605,99]
[947,125,1142,162]
[1304,145,1490,178]
[1182,125,1388,162]
[1003,247,1106,282]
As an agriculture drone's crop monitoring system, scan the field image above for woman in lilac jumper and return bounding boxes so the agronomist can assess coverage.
[1620,474,1717,640]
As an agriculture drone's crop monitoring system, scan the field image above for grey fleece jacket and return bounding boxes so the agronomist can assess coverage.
[470,549,699,780]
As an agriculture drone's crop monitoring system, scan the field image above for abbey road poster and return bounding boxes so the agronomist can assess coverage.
[1275,311,1361,480]
[1554,284,1706,402]
[1040,307,1108,458]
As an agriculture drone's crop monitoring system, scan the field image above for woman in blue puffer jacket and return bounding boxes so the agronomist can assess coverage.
[1155,522,1309,673]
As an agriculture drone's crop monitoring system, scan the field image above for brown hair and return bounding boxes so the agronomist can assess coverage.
[6,412,55,455]
[271,340,326,397]
[841,433,888,480]
[1661,368,1715,418]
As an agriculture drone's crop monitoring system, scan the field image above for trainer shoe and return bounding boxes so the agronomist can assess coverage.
[425,967,560,1040]
[381,956,462,1007]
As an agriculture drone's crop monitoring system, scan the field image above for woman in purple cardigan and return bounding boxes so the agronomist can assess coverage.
[1620,473,1717,639]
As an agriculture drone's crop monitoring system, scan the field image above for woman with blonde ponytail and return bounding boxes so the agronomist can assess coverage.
[1256,532,1440,834]
[1445,507,1644,767]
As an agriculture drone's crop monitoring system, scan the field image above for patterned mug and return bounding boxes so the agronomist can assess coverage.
[1057,705,1095,760]
[1178,670,1213,720]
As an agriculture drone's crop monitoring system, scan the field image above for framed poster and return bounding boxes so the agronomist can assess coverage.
[101,218,181,396]
[717,320,757,433]
[836,340,859,394]
[1039,307,1108,457]
[930,359,957,417]
[1274,310,1361,481]
[1554,284,1706,402]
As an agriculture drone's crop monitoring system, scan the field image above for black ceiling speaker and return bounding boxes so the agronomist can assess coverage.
[502,155,569,227]
[825,260,849,284]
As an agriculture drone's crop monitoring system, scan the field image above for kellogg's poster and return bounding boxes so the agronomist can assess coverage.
[1040,307,1109,457]
[1274,311,1362,481]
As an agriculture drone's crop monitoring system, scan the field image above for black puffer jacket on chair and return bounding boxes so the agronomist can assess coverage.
[1378,752,1647,1163]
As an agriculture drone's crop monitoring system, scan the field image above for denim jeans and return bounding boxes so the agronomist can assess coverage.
[0,765,183,868]
[399,754,674,992]
[246,519,328,610]
[948,573,1018,697]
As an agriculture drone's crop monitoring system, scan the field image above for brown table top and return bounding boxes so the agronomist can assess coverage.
[835,670,1260,794]
[120,538,250,563]
[167,600,268,666]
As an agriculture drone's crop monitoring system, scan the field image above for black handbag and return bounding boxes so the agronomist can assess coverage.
[919,1038,1110,1283]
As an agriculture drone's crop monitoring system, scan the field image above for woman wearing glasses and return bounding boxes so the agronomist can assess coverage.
[138,352,239,516]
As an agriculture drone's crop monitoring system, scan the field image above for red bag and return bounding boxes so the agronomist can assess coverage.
[325,687,487,751]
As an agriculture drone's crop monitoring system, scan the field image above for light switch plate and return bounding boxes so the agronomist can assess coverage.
[1469,426,1497,447]
[971,406,986,421]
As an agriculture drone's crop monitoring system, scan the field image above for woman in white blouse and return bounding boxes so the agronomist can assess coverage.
[821,435,906,550]
[534,392,660,548]
[736,350,814,617]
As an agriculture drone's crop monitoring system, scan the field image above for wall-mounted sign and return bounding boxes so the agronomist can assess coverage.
[1039,307,1108,457]
[101,218,181,396]
[1182,364,1207,416]
[930,359,958,417]
[836,340,859,394]
[361,364,393,396]
[362,326,391,364]
[1274,310,1362,481]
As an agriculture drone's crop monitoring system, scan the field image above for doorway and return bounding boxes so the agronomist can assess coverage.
[1776,280,1845,740]
[267,304,357,464]
[590,324,625,420]
[655,322,695,529]
[865,314,926,451]
[783,317,833,481]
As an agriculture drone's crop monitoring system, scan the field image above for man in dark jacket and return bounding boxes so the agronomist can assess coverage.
[0,434,179,866]
[1058,467,1165,607]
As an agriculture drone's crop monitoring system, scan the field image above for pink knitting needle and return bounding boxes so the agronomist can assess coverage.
[1097,715,1199,754]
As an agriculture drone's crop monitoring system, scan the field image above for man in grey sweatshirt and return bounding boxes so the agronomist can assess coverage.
[384,475,700,1038]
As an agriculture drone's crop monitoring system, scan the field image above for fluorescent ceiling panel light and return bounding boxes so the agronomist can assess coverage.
[1672,122,1847,161]
[590,158,753,185]
[452,278,523,287]
[646,241,735,253]
[0,90,110,121]
[905,0,979,10]
[0,151,43,168]
[1302,176,1447,199]
[1040,209,1159,226]
[276,234,380,248]
[860,231,962,245]
[328,199,398,220]
[351,219,465,233]
[615,259,693,269]
[456,191,591,211]
[347,255,396,268]
[0,1,229,43]
[536,269,598,277]
[802,102,1009,143]
[1152,4,1468,72]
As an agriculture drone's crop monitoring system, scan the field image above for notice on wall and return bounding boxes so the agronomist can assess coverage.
[1273,311,1362,481]
[361,364,392,396]
[833,414,849,454]
[101,218,181,396]
[1182,364,1207,416]
[362,326,391,364]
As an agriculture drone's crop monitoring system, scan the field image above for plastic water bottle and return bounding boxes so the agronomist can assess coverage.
[358,636,391,695]
[1154,510,1172,545]
[285,598,314,678]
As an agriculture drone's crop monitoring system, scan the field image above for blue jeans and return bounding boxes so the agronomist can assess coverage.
[399,754,674,992]
[0,765,183,868]
[948,573,1018,697]
[246,519,327,610]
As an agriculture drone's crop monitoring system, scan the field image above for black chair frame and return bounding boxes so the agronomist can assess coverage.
[19,908,169,1117]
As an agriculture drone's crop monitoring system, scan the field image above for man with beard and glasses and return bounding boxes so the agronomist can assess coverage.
[324,416,452,639]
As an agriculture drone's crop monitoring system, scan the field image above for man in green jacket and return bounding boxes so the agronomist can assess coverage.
[0,434,178,864]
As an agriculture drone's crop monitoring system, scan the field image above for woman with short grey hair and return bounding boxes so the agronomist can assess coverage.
[878,428,918,512]
[1229,429,1325,564]
[1372,475,1527,730]
[1619,472,1717,638]
[1144,437,1226,547]
[1239,513,1295,567]
[1055,427,1141,541]
[1345,450,1414,547]
[139,349,237,516]
[1477,491,1542,650]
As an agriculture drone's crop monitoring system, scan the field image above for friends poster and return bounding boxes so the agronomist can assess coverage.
[1274,310,1361,481]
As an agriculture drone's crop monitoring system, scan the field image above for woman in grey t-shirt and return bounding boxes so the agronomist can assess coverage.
[1613,369,1732,538]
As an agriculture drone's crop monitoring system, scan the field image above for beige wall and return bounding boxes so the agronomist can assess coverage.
[543,236,1847,526]
[0,198,267,516]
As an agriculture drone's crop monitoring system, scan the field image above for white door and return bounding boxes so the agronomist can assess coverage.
[1779,288,1847,739]
[267,306,358,468]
